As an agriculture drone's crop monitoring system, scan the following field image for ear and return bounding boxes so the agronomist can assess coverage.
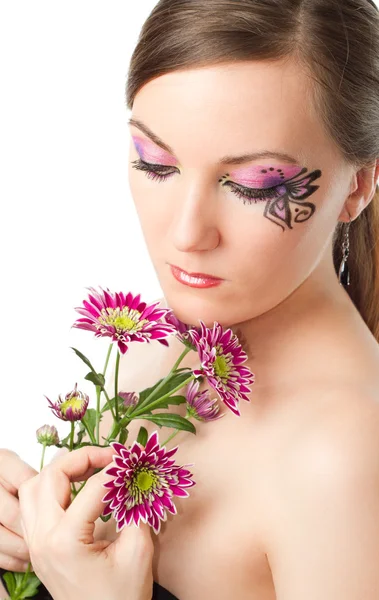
[338,159,379,223]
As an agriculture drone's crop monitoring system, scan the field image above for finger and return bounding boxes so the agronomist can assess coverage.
[36,446,115,533]
[0,485,25,537]
[17,477,39,547]
[0,550,31,573]
[64,464,117,538]
[0,450,38,493]
[0,475,18,496]
[49,447,69,464]
[0,524,30,562]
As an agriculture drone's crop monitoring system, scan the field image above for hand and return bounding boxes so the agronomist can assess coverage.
[18,446,154,600]
[0,449,37,572]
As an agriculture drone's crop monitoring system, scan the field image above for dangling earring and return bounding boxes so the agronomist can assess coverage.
[338,214,352,287]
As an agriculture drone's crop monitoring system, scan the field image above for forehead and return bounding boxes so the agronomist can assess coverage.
[131,59,334,168]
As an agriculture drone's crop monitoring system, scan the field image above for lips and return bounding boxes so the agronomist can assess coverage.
[170,264,222,280]
[169,264,224,288]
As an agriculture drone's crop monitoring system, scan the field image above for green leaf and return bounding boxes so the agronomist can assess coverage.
[146,395,186,411]
[70,347,97,373]
[55,420,86,450]
[101,395,128,415]
[18,574,43,598]
[75,421,87,445]
[14,572,24,587]
[85,371,106,387]
[74,442,105,449]
[137,370,193,411]
[119,428,129,445]
[100,513,112,522]
[135,413,196,434]
[136,426,148,446]
[82,408,102,441]
[3,572,16,596]
[100,395,117,413]
[57,429,72,447]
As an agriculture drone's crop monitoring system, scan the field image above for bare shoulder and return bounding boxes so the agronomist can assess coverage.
[263,387,379,599]
[273,385,379,496]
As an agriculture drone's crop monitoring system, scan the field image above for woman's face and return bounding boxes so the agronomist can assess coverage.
[128,58,353,328]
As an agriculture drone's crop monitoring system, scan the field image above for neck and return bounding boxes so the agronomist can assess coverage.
[231,246,359,395]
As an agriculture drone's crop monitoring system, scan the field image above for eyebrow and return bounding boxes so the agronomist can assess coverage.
[128,117,301,166]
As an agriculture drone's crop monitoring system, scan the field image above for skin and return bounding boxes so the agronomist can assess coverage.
[124,57,379,598]
[128,58,379,348]
[1,57,379,598]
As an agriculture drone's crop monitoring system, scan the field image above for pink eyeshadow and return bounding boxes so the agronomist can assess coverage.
[229,164,304,187]
[132,135,178,166]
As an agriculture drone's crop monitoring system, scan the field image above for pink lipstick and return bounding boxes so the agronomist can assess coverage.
[169,264,223,288]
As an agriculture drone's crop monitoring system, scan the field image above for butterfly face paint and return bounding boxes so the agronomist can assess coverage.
[220,165,322,232]
[131,131,322,232]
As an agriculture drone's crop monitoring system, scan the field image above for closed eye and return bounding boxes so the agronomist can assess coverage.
[221,180,283,205]
[130,158,284,205]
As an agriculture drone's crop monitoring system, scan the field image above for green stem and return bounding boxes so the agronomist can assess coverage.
[161,428,180,446]
[131,374,196,417]
[103,343,113,377]
[39,444,46,471]
[71,479,87,498]
[69,422,77,495]
[69,422,75,452]
[97,343,114,431]
[135,347,192,413]
[162,414,194,446]
[101,387,116,420]
[114,351,120,423]
[96,385,101,445]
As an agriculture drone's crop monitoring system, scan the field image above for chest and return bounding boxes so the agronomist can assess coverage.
[149,415,277,600]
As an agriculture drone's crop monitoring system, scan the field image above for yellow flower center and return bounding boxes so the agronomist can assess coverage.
[60,396,83,416]
[214,352,230,380]
[99,307,149,334]
[136,470,154,491]
[114,315,137,330]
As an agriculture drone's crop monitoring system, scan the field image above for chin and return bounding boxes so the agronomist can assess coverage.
[162,289,238,330]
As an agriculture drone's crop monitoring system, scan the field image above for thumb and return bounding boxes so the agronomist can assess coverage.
[113,520,154,562]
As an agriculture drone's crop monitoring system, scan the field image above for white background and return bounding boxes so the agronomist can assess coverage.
[0,2,160,469]
[1,1,378,470]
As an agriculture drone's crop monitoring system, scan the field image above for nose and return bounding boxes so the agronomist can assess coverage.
[170,176,221,253]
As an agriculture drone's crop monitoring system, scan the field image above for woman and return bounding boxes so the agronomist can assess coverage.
[1,0,379,598]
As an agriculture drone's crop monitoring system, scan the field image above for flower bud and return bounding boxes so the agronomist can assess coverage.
[36,424,60,446]
[45,382,90,421]
[118,391,139,415]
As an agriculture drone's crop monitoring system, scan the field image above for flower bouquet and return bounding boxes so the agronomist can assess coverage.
[1,286,254,600]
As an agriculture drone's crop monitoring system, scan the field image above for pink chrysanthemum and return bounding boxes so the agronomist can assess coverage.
[72,286,177,355]
[185,379,223,422]
[45,382,89,422]
[118,391,139,415]
[164,310,199,350]
[101,431,195,535]
[187,321,255,417]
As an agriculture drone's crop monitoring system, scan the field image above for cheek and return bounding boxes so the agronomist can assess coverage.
[128,172,170,256]
[222,210,316,290]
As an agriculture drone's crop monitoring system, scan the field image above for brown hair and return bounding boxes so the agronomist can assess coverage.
[125,0,379,341]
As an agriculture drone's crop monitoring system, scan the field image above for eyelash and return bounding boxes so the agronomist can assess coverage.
[130,158,282,205]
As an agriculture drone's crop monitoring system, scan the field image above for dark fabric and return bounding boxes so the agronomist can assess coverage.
[0,567,179,599]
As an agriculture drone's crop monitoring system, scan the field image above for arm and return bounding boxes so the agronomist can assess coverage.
[267,394,379,599]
